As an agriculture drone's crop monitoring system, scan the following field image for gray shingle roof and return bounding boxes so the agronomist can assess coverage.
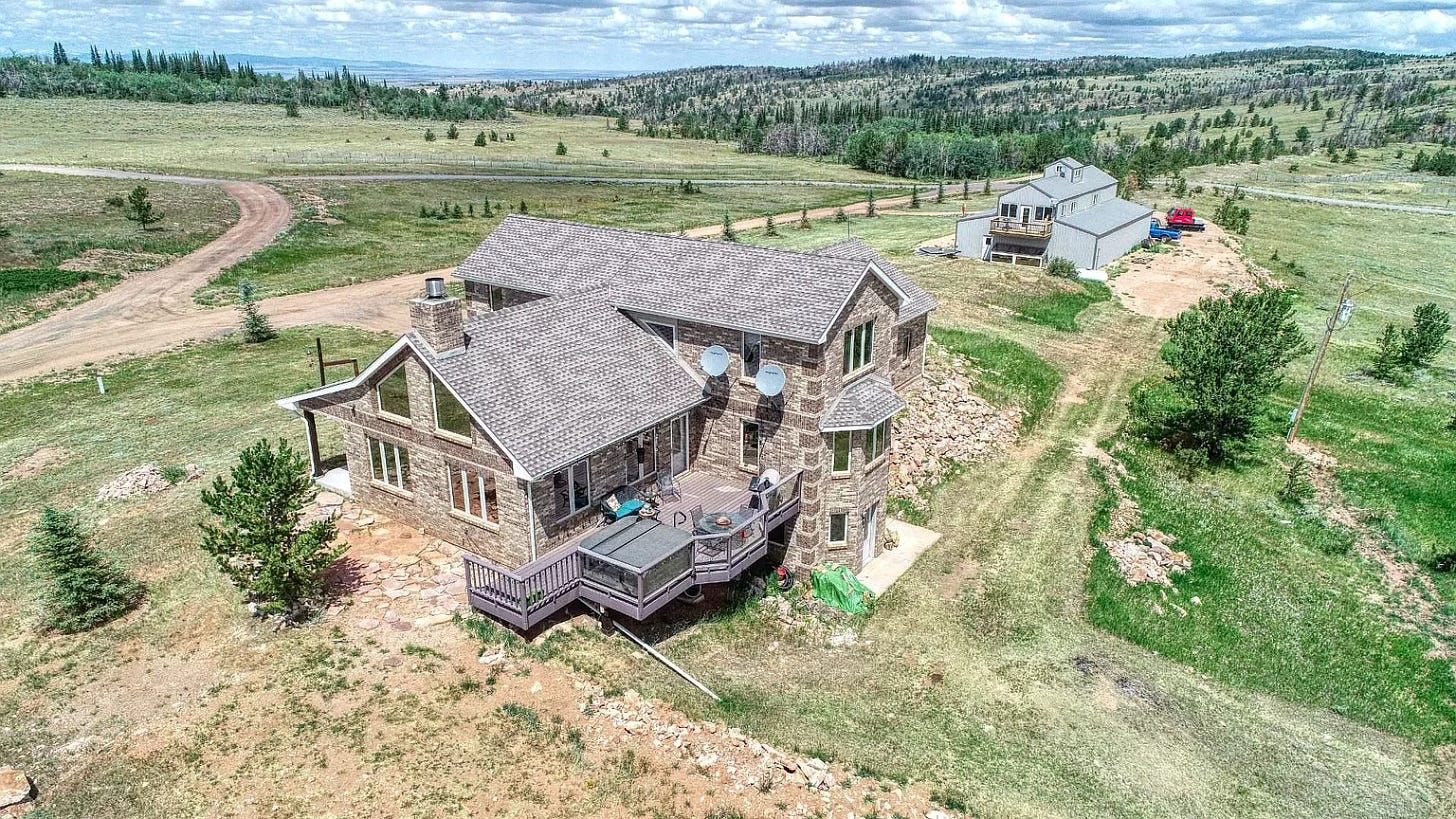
[455,215,929,343]
[813,238,936,324]
[1058,198,1154,237]
[820,374,907,431]
[1025,165,1118,200]
[415,289,705,478]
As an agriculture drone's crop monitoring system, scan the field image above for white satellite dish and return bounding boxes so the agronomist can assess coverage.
[755,364,787,398]
[700,345,730,377]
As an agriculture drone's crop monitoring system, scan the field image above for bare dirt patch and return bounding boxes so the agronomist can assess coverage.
[1111,225,1266,319]
[55,248,174,276]
[2,447,69,482]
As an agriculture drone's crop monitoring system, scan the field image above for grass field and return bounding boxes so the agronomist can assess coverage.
[0,170,237,328]
[0,97,893,182]
[1088,429,1456,746]
[197,179,894,302]
[930,326,1062,431]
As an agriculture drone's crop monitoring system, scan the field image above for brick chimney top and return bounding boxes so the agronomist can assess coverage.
[410,277,465,352]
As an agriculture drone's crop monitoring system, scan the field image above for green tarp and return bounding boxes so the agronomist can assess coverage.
[811,564,875,615]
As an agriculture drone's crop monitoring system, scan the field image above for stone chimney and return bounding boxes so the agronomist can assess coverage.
[410,277,465,352]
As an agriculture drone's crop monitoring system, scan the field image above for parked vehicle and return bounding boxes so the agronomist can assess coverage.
[1147,220,1182,244]
[1165,207,1206,231]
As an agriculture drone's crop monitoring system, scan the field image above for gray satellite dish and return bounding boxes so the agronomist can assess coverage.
[700,345,730,377]
[755,364,787,398]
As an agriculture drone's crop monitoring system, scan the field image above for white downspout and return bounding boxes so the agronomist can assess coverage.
[526,480,538,562]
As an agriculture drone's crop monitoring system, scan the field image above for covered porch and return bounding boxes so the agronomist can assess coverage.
[462,468,803,629]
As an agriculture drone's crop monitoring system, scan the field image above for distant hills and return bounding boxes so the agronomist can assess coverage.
[224,54,636,84]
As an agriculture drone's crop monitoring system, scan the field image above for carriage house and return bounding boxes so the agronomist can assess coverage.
[278,215,935,629]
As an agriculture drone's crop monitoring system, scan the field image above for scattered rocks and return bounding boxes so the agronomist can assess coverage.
[890,342,1022,510]
[1104,530,1191,587]
[97,463,202,500]
[0,768,32,810]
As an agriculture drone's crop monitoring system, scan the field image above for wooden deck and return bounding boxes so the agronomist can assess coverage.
[462,468,801,630]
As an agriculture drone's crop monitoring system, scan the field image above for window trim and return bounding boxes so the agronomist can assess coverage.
[375,364,412,423]
[431,376,473,443]
[740,420,761,471]
[842,319,875,376]
[831,431,852,475]
[740,331,763,381]
[866,418,892,465]
[828,512,848,545]
[898,326,916,360]
[366,435,412,494]
[448,463,500,528]
[555,458,592,521]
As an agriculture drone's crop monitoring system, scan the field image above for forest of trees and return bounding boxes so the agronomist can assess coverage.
[0,43,509,121]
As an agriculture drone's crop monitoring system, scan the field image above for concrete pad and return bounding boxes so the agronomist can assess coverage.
[858,520,943,596]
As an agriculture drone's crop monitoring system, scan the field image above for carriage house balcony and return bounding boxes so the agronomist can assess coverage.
[988,216,1054,239]
[462,470,804,629]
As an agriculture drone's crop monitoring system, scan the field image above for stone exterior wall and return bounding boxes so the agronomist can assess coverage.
[303,347,534,568]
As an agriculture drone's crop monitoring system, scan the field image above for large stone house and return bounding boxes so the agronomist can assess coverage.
[956,158,1151,269]
[279,215,935,629]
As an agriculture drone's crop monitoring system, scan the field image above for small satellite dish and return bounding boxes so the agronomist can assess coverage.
[700,345,730,377]
[755,364,787,398]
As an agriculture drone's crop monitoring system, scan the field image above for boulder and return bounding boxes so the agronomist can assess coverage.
[0,769,31,809]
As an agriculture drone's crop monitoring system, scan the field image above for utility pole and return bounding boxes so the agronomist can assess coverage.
[1287,271,1355,443]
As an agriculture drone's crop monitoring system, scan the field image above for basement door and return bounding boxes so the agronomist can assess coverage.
[861,502,879,566]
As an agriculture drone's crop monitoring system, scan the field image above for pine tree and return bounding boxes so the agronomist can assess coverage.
[284,100,300,118]
[519,200,528,214]
[866,191,877,218]
[123,185,163,230]
[1398,302,1451,370]
[1369,324,1402,381]
[29,507,143,633]
[555,141,567,156]
[446,123,459,140]
[237,280,276,343]
[424,128,436,142]
[798,207,811,230]
[982,179,992,195]
[908,186,921,209]
[833,207,847,223]
[200,439,342,621]
[721,212,738,242]
[474,131,487,146]
[764,212,779,237]
[615,113,629,131]
[962,180,971,200]
[482,200,493,217]
[936,181,945,203]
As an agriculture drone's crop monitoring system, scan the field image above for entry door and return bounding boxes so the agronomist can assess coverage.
[669,415,689,476]
[861,503,879,565]
[1020,206,1030,225]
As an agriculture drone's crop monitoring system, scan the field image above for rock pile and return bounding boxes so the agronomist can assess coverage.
[890,343,1021,507]
[580,686,953,818]
[96,463,202,500]
[0,768,34,817]
[1104,530,1190,586]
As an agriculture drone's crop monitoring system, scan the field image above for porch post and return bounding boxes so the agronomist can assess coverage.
[303,410,323,477]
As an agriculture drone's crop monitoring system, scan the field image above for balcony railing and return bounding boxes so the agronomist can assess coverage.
[463,470,803,629]
[989,216,1053,238]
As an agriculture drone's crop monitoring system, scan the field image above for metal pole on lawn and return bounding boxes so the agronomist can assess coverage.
[1287,271,1355,443]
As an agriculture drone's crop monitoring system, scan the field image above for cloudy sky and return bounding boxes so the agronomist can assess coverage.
[5,0,1454,72]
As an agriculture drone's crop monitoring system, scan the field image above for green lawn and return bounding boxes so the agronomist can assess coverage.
[1087,433,1456,746]
[1011,280,1112,331]
[929,325,1062,431]
[0,170,237,329]
[196,179,887,303]
[0,97,892,183]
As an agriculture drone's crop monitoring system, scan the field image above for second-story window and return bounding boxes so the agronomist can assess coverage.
[376,365,411,420]
[432,376,471,439]
[843,319,874,375]
[741,332,762,379]
[898,326,916,360]
[831,432,851,474]
[1034,206,1053,221]
[999,203,1016,218]
[866,418,892,462]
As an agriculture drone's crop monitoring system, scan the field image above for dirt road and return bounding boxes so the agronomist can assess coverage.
[0,180,293,382]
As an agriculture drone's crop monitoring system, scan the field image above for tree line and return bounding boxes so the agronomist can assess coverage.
[1,45,509,121]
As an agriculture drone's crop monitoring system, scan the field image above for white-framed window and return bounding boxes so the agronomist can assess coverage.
[432,376,471,440]
[828,512,848,545]
[367,436,412,491]
[1072,168,1083,183]
[741,421,761,470]
[1034,206,1053,221]
[554,459,591,518]
[632,431,657,482]
[866,418,891,463]
[831,431,851,474]
[645,321,676,349]
[449,464,498,524]
[741,331,763,379]
[998,202,1016,218]
[842,319,874,375]
[898,326,916,360]
[488,285,506,311]
[376,365,411,420]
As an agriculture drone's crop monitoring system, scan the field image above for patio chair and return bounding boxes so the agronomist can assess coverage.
[598,485,647,525]
[652,470,682,502]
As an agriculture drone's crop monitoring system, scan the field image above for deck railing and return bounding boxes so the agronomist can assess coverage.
[463,470,803,629]
[989,216,1053,238]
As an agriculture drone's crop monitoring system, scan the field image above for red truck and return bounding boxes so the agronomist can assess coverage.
[1164,207,1206,231]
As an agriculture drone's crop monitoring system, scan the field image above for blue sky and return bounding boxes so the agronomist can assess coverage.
[5,0,1454,72]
